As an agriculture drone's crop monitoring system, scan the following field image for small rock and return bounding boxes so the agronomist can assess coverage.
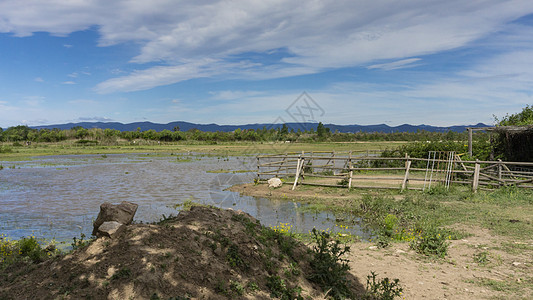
[395,249,406,254]
[267,178,282,188]
[92,201,138,235]
[512,262,522,266]
[97,221,124,238]
[368,246,378,250]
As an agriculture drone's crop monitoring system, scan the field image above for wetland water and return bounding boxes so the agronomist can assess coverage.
[0,153,369,244]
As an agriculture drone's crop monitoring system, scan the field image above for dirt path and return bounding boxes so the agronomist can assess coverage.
[231,183,533,299]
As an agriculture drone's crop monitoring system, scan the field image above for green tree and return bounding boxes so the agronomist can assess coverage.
[496,104,533,126]
[75,128,89,139]
[280,124,289,136]
[317,122,329,139]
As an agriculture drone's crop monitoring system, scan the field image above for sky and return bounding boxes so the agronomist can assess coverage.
[1,0,533,128]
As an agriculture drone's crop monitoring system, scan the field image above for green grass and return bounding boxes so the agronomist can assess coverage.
[285,184,532,256]
[0,140,402,161]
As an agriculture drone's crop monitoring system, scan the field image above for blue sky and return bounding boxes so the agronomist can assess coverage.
[1,0,533,128]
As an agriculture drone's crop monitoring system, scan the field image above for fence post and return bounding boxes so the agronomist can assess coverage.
[348,151,353,190]
[472,159,480,193]
[468,128,473,157]
[292,156,303,190]
[497,159,502,182]
[257,156,260,182]
[401,156,411,192]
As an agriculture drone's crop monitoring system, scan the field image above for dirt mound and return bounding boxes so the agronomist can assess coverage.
[1,206,363,299]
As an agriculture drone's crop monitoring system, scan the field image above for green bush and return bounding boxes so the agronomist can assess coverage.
[0,146,12,153]
[364,271,403,300]
[266,275,303,300]
[308,228,352,299]
[410,227,449,258]
[19,237,45,263]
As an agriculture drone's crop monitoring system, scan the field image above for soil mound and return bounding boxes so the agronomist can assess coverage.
[1,206,361,299]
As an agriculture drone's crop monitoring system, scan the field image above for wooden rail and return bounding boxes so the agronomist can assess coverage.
[257,151,533,192]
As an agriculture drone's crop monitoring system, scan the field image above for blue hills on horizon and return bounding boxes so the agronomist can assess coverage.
[31,121,491,133]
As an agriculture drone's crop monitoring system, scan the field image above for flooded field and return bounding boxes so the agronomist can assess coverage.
[0,153,369,244]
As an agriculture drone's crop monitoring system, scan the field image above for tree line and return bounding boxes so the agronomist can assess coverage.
[0,122,487,144]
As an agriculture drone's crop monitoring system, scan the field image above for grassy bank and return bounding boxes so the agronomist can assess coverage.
[244,183,533,252]
[0,140,404,161]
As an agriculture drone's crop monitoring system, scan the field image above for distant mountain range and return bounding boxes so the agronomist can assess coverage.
[31,121,492,133]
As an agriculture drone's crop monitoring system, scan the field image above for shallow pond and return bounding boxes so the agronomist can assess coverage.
[0,153,370,244]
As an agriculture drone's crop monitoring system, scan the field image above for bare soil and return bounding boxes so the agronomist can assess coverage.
[0,206,364,300]
[230,183,533,300]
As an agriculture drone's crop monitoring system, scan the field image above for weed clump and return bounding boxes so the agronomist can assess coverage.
[308,228,352,299]
[363,271,403,300]
[1,235,54,268]
[410,226,450,258]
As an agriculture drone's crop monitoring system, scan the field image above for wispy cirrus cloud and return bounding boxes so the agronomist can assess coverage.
[367,58,422,70]
[77,116,113,122]
[2,0,533,93]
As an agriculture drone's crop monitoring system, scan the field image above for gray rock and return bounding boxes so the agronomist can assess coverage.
[267,177,282,188]
[97,221,125,238]
[92,201,138,235]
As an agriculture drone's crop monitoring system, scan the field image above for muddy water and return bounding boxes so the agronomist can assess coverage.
[0,154,369,243]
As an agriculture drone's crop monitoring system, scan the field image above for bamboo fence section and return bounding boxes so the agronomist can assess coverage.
[256,151,533,192]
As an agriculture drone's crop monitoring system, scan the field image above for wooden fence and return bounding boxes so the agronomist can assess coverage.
[256,151,533,192]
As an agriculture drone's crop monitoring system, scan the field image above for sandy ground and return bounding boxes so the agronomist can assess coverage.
[230,183,533,300]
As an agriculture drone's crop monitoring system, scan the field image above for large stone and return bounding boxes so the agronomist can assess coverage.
[92,201,138,235]
[97,221,125,238]
[267,177,282,188]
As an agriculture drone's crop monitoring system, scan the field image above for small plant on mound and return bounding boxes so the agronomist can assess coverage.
[410,226,450,258]
[266,275,303,300]
[71,233,92,250]
[226,243,249,271]
[308,228,352,299]
[1,235,48,266]
[363,271,403,300]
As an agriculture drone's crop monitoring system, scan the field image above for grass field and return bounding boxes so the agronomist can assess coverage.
[0,140,405,161]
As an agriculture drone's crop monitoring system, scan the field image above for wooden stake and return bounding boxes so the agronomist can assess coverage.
[348,151,353,190]
[472,160,481,193]
[401,159,411,192]
[468,128,473,157]
[292,156,303,190]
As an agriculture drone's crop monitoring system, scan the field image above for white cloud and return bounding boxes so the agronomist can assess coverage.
[2,0,533,92]
[367,58,422,70]
[77,116,113,122]
[34,77,44,82]
[62,81,76,85]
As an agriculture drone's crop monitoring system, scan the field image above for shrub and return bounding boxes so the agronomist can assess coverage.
[0,146,12,153]
[364,271,403,300]
[266,275,303,300]
[308,228,352,299]
[410,227,449,258]
[19,236,45,263]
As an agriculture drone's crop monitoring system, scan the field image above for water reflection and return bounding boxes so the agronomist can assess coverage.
[0,154,371,243]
